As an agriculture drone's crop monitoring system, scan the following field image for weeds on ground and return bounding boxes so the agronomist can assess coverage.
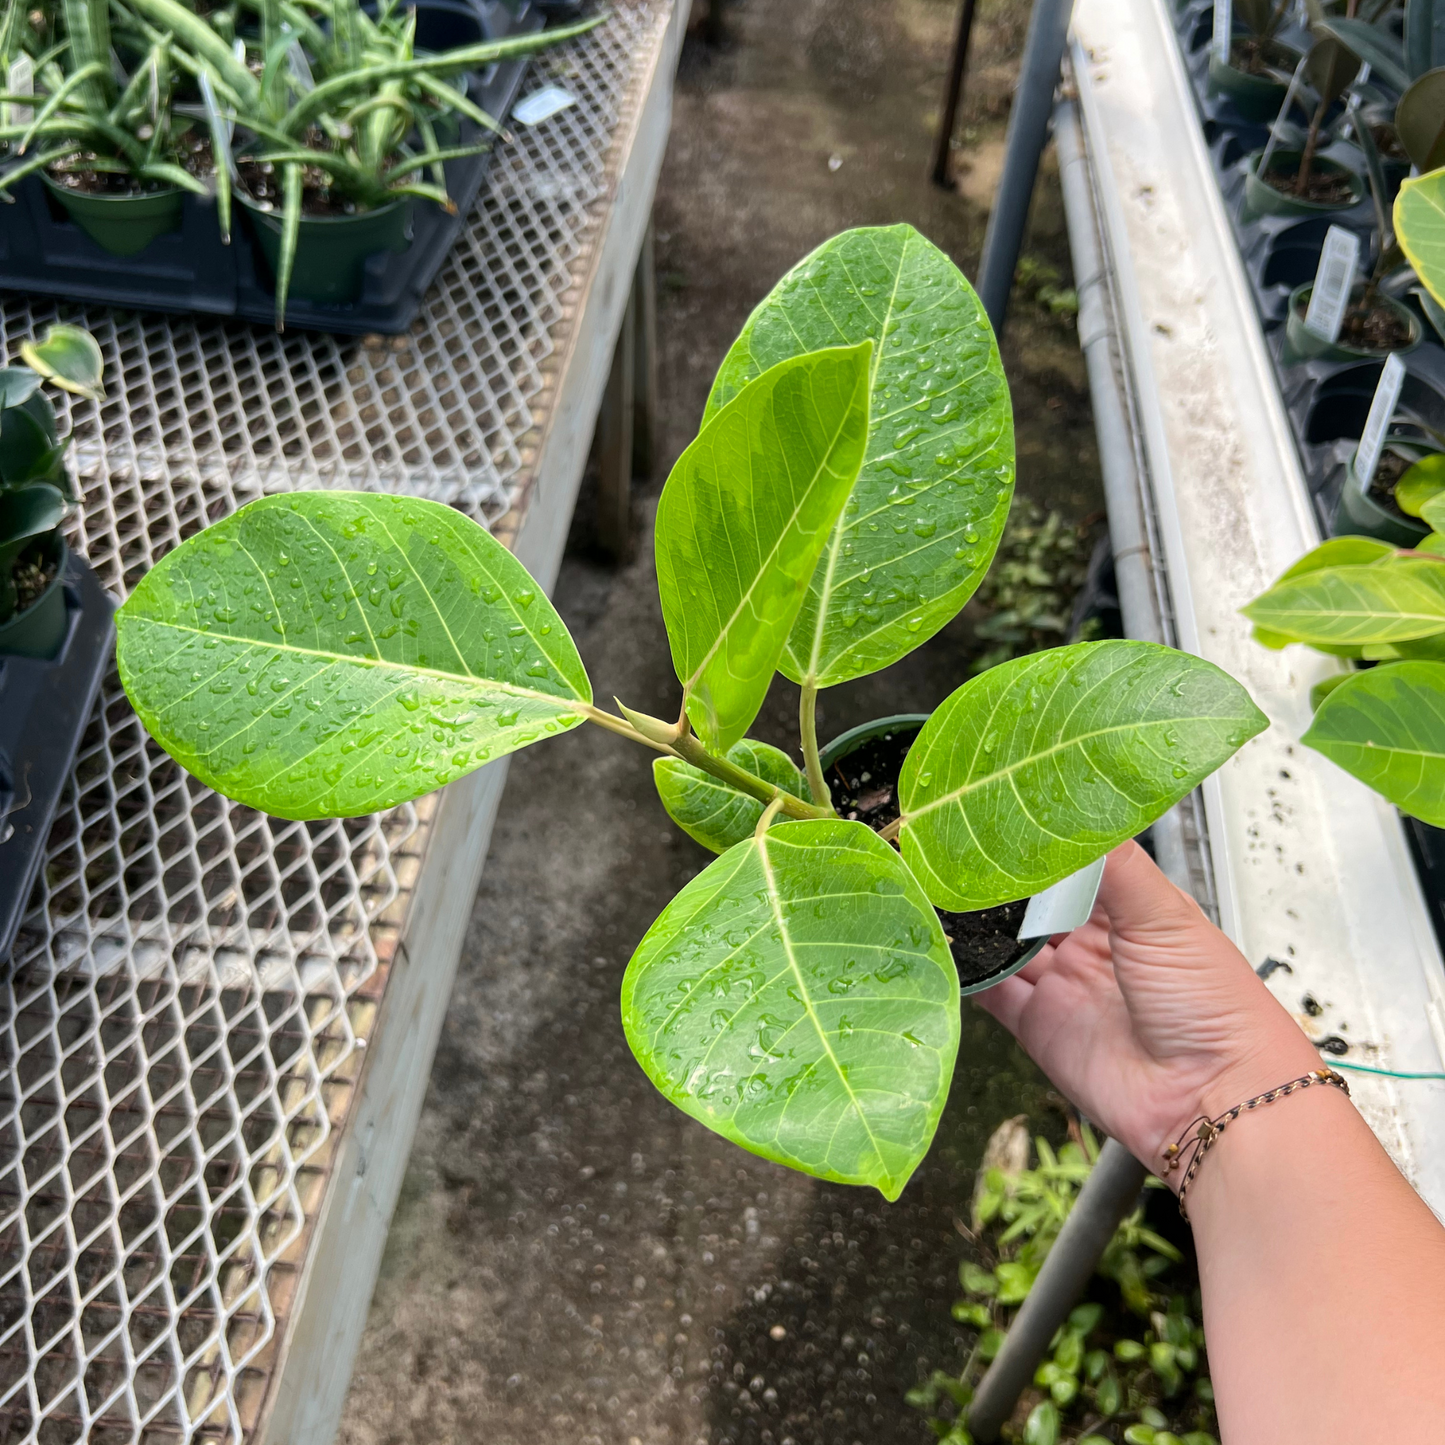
[1015,255,1080,320]
[907,1124,1219,1445]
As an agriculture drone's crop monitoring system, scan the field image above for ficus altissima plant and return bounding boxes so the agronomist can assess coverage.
[115,225,1266,1199]
[1245,533,1445,825]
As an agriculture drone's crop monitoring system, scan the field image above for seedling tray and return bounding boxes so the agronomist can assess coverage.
[0,0,543,336]
[0,551,115,961]
[1167,0,1445,941]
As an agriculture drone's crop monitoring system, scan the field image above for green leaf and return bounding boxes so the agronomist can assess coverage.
[1396,167,1445,310]
[1094,1369,1123,1415]
[703,224,1014,687]
[1407,0,1445,79]
[960,1261,998,1295]
[897,641,1267,910]
[1316,16,1410,89]
[1023,1400,1059,1445]
[1424,489,1445,533]
[0,367,41,409]
[1070,1302,1105,1335]
[1305,36,1361,105]
[995,1261,1038,1303]
[978,1327,1005,1360]
[620,818,959,1200]
[1242,559,1445,644]
[653,739,807,853]
[951,1300,992,1326]
[656,344,872,751]
[1301,661,1445,823]
[0,483,67,617]
[1396,453,1445,517]
[0,397,59,486]
[1398,68,1445,173]
[1280,535,1397,576]
[115,492,590,820]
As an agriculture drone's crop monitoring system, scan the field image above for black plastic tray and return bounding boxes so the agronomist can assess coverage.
[0,0,542,336]
[0,552,115,962]
[1168,0,1445,951]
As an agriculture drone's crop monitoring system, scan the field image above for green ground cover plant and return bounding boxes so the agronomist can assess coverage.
[908,1124,1218,1445]
[114,223,1266,1199]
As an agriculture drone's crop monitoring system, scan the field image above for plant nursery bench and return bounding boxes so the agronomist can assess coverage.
[0,2,686,1442]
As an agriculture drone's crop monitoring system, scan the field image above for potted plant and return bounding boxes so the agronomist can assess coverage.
[123,0,599,323]
[0,0,215,255]
[1208,0,1305,122]
[0,323,104,659]
[1245,532,1445,826]
[110,225,1267,1199]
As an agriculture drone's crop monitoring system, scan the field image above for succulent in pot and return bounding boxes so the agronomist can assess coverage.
[1245,532,1445,827]
[0,0,217,255]
[0,324,104,660]
[119,0,601,323]
[111,226,1266,1199]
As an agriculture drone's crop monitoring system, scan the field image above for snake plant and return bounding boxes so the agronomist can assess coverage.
[122,0,602,324]
[0,324,103,627]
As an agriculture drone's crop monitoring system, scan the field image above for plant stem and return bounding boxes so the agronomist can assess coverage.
[578,702,680,755]
[878,817,902,843]
[799,681,833,810]
[1295,97,1327,197]
[754,794,787,839]
[673,730,831,821]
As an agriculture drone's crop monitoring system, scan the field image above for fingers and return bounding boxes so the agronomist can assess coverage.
[972,973,1032,1037]
[1096,839,1201,939]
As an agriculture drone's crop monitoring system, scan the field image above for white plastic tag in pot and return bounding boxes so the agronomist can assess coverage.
[5,56,32,130]
[1303,226,1360,343]
[1018,856,1107,941]
[1355,351,1407,493]
[1212,0,1232,63]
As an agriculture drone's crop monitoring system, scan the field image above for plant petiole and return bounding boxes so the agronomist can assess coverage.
[878,816,903,843]
[799,680,833,811]
[672,729,831,821]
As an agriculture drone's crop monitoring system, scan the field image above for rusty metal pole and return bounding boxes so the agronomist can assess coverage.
[931,0,981,187]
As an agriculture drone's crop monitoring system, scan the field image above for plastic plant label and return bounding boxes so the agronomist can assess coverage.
[1303,226,1361,343]
[5,56,32,130]
[1258,56,1309,180]
[513,85,577,125]
[1212,0,1232,63]
[1018,857,1107,941]
[1355,352,1407,492]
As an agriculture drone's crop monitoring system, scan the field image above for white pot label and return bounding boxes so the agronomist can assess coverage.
[1213,0,1232,63]
[1356,351,1407,492]
[1303,226,1361,343]
[513,85,577,126]
[5,56,32,131]
[1018,858,1107,941]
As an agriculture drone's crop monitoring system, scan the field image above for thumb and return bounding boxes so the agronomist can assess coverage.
[1095,839,1203,941]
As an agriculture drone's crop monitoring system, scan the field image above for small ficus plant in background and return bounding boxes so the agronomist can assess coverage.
[116,224,1266,1200]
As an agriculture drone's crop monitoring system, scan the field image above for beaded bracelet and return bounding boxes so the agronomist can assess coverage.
[1162,1067,1351,1221]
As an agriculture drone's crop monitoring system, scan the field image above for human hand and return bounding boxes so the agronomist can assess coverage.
[974,840,1322,1177]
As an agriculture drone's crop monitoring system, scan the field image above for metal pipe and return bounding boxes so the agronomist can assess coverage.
[975,0,1074,333]
[930,0,981,188]
[965,91,1193,1443]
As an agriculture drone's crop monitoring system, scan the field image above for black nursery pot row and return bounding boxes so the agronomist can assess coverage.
[1169,0,1445,943]
[0,0,543,336]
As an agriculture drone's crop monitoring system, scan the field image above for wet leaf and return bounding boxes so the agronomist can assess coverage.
[704,224,1014,687]
[897,641,1267,910]
[1242,558,1445,644]
[116,492,590,820]
[656,344,871,750]
[620,818,958,1200]
[653,739,807,853]
[1301,660,1445,823]
[19,323,104,402]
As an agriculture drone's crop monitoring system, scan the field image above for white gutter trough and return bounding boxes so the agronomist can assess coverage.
[1064,0,1445,1209]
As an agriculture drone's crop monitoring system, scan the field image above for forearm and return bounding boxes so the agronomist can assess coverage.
[1186,1055,1445,1443]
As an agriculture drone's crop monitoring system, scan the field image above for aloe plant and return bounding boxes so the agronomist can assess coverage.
[1246,535,1445,826]
[0,324,103,626]
[113,226,1266,1199]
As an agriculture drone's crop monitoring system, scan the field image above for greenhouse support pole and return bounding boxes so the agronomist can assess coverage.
[965,92,1184,1444]
[966,1140,1149,1441]
[975,0,1073,333]
[930,0,980,187]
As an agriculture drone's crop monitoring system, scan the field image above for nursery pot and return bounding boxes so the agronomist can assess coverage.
[1206,50,1299,123]
[1282,282,1422,365]
[1241,150,1366,222]
[0,533,69,660]
[818,714,1049,998]
[41,173,184,257]
[1334,449,1433,547]
[241,196,414,307]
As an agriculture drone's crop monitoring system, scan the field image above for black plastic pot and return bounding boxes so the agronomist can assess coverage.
[0,0,541,334]
[1333,445,1433,546]
[818,714,1048,997]
[0,533,70,659]
[40,174,185,256]
[0,549,115,960]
